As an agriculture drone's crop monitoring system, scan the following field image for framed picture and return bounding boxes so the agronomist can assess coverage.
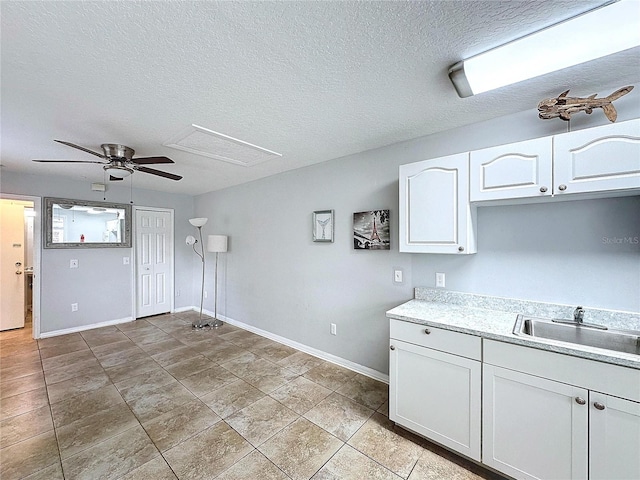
[312,210,334,242]
[353,210,390,250]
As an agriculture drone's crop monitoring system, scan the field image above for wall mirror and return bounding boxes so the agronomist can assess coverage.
[43,197,132,249]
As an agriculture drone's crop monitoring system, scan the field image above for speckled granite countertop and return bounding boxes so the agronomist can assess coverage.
[386,288,640,370]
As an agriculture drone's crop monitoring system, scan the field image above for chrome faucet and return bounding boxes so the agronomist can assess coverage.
[573,306,585,323]
[553,305,607,330]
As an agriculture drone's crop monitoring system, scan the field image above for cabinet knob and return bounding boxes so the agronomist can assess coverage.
[389,345,396,351]
[558,184,567,191]
[458,246,464,252]
[539,186,548,193]
[594,402,606,411]
[575,397,586,405]
[424,328,431,335]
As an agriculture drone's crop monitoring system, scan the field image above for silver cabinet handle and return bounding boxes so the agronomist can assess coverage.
[558,184,567,191]
[424,328,431,335]
[539,186,548,193]
[458,246,464,252]
[594,402,606,410]
[575,397,586,405]
[389,345,395,351]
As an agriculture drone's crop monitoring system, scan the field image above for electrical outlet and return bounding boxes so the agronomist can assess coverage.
[70,259,78,269]
[204,291,208,299]
[71,303,78,312]
[393,268,403,283]
[436,272,446,288]
[123,257,130,265]
[330,323,337,335]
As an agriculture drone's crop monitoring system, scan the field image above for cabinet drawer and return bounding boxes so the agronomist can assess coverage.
[390,320,481,360]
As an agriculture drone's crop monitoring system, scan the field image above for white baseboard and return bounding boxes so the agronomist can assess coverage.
[39,316,134,338]
[202,308,389,384]
[172,306,196,313]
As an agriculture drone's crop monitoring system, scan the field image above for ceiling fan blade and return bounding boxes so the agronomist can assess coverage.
[135,166,182,181]
[109,176,124,181]
[131,156,174,165]
[32,159,108,164]
[54,140,106,159]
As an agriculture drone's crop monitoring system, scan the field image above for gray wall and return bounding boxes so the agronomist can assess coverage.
[195,94,640,374]
[0,171,195,334]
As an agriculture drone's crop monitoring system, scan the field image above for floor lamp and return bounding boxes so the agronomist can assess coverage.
[207,235,228,328]
[186,217,208,328]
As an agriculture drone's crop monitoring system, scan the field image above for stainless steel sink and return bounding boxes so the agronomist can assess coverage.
[513,315,640,355]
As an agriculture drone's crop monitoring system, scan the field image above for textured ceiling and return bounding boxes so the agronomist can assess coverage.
[1,0,639,195]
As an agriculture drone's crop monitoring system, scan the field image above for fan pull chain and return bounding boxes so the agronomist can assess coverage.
[130,175,133,205]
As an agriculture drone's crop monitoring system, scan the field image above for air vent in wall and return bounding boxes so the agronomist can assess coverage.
[163,124,282,167]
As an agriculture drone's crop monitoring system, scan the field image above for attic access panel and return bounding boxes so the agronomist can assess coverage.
[164,124,282,167]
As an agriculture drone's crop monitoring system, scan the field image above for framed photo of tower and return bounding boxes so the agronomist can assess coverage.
[312,210,334,242]
[353,210,390,250]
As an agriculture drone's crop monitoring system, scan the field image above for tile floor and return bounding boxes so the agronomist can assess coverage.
[0,312,504,479]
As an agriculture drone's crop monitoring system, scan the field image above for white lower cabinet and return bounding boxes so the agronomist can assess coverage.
[389,321,481,460]
[482,364,588,480]
[589,392,640,480]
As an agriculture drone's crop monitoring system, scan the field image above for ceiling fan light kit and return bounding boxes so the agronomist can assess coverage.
[449,0,640,97]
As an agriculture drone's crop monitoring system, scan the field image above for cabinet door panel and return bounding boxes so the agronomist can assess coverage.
[483,365,588,480]
[590,392,640,480]
[470,137,553,201]
[554,119,640,195]
[390,339,481,460]
[399,153,476,254]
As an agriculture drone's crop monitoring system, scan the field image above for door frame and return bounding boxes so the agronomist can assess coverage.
[0,193,41,339]
[132,206,175,319]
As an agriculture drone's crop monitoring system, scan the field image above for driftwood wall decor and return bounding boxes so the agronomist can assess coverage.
[538,86,633,122]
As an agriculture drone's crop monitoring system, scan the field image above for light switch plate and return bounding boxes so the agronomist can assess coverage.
[393,267,404,284]
[436,272,446,288]
[123,257,130,265]
[70,259,78,269]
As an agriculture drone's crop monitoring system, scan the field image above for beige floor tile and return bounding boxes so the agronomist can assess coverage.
[41,349,95,371]
[0,349,40,368]
[336,373,388,410]
[0,370,45,399]
[0,341,39,358]
[219,351,262,377]
[277,351,325,375]
[251,341,298,363]
[61,425,159,480]
[312,444,402,480]
[378,399,390,417]
[241,360,299,394]
[115,368,177,402]
[126,381,196,423]
[23,460,64,480]
[200,378,265,418]
[38,339,89,359]
[37,333,84,349]
[0,358,42,382]
[43,357,104,385]
[179,366,238,397]
[119,324,160,338]
[0,406,53,448]
[0,386,49,420]
[163,421,253,479]
[164,354,213,379]
[142,398,221,452]
[46,370,111,404]
[220,329,265,349]
[348,413,424,478]
[104,355,160,383]
[91,339,140,360]
[270,376,332,414]
[304,392,374,441]
[259,417,344,480]
[121,455,178,479]
[0,430,60,479]
[217,449,289,480]
[56,402,139,459]
[138,337,185,355]
[151,345,202,367]
[226,395,298,446]
[81,330,129,347]
[304,362,357,391]
[117,319,155,332]
[171,328,222,346]
[130,330,174,346]
[50,384,124,428]
[408,448,488,480]
[201,342,250,364]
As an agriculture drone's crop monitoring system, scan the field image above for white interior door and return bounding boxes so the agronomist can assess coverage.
[136,209,173,318]
[1,200,26,330]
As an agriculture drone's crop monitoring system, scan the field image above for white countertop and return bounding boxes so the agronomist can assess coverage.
[386,298,640,370]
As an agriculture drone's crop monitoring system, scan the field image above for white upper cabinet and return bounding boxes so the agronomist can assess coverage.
[554,119,640,195]
[399,153,476,254]
[470,137,553,201]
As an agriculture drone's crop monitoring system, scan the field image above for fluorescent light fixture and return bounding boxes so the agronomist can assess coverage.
[449,0,640,97]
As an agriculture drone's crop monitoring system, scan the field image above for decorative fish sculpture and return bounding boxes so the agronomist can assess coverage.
[538,86,633,122]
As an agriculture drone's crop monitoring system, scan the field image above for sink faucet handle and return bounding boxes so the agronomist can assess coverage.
[573,306,585,322]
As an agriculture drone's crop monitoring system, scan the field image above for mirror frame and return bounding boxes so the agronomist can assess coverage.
[43,197,132,249]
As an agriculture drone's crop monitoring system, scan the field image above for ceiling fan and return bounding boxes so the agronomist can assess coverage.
[33,140,182,181]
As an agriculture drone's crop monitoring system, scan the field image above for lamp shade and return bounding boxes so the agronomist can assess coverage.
[189,217,208,227]
[207,235,228,253]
